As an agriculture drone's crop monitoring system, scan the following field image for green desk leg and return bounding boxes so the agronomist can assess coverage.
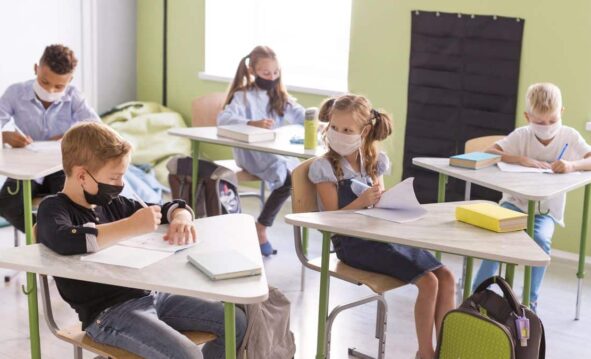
[435,174,447,261]
[23,180,41,359]
[315,231,331,359]
[576,184,591,320]
[521,200,536,306]
[191,140,201,206]
[303,227,309,257]
[462,257,474,300]
[224,302,236,359]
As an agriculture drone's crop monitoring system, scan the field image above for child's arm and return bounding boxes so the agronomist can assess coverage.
[316,181,381,211]
[487,144,551,169]
[552,152,591,173]
[163,207,197,245]
[37,202,160,255]
[217,91,274,128]
[122,197,197,245]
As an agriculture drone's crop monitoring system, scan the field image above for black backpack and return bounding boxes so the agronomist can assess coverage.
[167,156,241,218]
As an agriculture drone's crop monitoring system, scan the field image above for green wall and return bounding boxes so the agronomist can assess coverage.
[137,0,591,254]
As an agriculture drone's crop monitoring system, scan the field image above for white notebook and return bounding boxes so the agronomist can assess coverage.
[217,125,276,143]
[187,250,262,280]
[81,232,197,269]
[356,177,427,223]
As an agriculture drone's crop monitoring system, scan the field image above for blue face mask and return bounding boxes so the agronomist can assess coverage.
[83,171,124,206]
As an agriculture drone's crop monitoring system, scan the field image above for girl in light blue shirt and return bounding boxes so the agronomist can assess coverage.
[217,46,305,256]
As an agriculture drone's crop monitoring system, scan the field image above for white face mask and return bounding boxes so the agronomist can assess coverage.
[327,127,362,156]
[33,79,65,103]
[529,119,562,140]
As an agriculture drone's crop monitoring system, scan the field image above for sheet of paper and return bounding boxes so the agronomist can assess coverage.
[119,232,197,253]
[497,162,553,173]
[356,177,427,223]
[25,141,61,152]
[81,245,172,269]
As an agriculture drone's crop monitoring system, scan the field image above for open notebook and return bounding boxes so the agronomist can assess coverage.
[355,177,427,223]
[81,232,197,269]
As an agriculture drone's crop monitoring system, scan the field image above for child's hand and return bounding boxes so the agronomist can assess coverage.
[359,184,382,208]
[164,217,197,245]
[248,119,275,129]
[2,131,33,148]
[551,160,576,173]
[520,157,552,169]
[129,206,162,233]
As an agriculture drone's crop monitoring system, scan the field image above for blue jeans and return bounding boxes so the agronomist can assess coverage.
[472,202,554,304]
[85,293,246,359]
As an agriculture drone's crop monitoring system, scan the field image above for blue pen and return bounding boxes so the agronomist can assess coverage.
[557,143,569,161]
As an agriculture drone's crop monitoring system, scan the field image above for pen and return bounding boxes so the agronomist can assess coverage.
[557,143,569,161]
[131,191,148,208]
[350,178,371,188]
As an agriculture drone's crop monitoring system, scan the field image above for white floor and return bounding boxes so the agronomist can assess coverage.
[0,196,590,358]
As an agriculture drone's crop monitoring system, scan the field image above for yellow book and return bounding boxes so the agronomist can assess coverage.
[455,203,527,233]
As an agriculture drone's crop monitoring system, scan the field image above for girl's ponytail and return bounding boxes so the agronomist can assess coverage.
[369,109,392,142]
[224,54,252,107]
[318,97,336,122]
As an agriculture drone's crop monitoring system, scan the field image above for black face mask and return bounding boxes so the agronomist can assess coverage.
[255,76,278,91]
[83,171,124,206]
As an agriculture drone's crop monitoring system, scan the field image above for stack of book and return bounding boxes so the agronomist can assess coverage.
[455,203,527,233]
[217,125,276,143]
[449,152,501,169]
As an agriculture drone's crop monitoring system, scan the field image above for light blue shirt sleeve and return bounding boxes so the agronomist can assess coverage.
[217,92,250,126]
[308,157,337,184]
[377,152,391,177]
[0,85,17,128]
[70,87,100,122]
[285,98,305,125]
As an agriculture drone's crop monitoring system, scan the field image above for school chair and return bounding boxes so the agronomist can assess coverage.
[458,135,505,302]
[191,93,266,208]
[33,225,217,359]
[291,158,406,359]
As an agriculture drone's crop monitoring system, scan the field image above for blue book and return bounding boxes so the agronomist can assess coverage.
[449,152,501,169]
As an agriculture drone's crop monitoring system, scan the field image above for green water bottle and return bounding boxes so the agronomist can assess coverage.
[304,107,318,150]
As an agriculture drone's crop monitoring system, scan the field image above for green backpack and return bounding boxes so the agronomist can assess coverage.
[436,276,545,359]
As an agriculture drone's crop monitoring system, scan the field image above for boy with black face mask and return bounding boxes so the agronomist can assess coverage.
[0,44,99,232]
[36,122,246,359]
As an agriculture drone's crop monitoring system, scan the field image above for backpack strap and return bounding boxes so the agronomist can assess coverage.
[474,276,521,315]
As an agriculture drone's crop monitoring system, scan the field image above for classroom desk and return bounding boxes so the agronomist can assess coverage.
[0,213,268,359]
[168,125,326,260]
[285,201,550,359]
[413,157,591,318]
[0,146,62,359]
[168,126,326,200]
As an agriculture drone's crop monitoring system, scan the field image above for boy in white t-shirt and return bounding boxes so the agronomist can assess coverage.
[472,83,591,312]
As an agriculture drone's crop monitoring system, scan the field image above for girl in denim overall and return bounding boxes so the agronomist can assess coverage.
[308,95,455,359]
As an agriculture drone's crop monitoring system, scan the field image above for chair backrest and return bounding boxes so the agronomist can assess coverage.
[291,158,319,213]
[465,135,505,153]
[191,92,227,127]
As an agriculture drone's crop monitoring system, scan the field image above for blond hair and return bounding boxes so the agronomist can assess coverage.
[61,122,132,176]
[318,94,393,183]
[525,83,562,115]
[224,45,289,116]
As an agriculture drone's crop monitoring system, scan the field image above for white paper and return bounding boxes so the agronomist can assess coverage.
[81,245,173,269]
[119,232,197,253]
[497,162,553,173]
[25,141,61,152]
[356,177,427,223]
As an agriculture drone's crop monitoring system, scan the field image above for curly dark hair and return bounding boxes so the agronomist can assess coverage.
[39,44,78,75]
